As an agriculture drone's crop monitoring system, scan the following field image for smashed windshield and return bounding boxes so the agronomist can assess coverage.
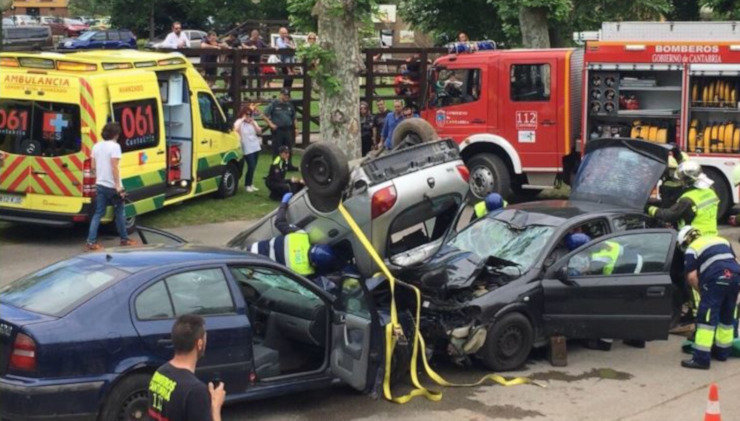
[449,217,554,270]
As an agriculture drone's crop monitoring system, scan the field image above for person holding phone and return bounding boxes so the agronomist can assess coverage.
[148,314,226,421]
[234,103,263,193]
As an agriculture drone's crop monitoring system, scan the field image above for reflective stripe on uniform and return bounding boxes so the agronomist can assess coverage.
[716,323,735,348]
[699,253,736,273]
[285,231,314,276]
[474,201,488,218]
[680,188,719,236]
[591,241,622,275]
[694,323,715,352]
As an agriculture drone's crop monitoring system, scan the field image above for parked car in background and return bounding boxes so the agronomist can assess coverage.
[0,240,385,420]
[1,25,52,51]
[62,18,89,37]
[146,29,207,49]
[58,29,136,50]
[10,15,38,26]
[2,17,14,27]
[38,16,66,36]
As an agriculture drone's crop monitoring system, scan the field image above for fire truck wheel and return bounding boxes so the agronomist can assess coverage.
[466,153,511,199]
[301,142,350,210]
[704,168,731,220]
[391,118,438,150]
[217,163,239,198]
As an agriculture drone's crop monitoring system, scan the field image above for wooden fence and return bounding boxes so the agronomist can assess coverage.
[154,46,449,145]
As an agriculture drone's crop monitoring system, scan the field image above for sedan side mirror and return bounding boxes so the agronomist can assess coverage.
[556,267,576,286]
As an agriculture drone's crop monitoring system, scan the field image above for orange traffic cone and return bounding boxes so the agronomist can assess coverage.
[704,383,721,421]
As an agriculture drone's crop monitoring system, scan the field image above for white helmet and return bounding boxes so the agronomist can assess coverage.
[675,161,702,183]
[677,225,700,248]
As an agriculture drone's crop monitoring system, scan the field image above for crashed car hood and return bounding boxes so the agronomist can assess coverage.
[421,244,484,290]
[570,138,669,209]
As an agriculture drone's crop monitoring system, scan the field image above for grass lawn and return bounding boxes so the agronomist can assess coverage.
[138,151,301,229]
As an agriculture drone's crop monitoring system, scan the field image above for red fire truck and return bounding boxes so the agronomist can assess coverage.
[581,22,740,218]
[414,22,740,217]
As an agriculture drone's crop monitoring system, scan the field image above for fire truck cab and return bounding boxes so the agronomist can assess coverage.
[420,47,583,199]
[582,22,740,218]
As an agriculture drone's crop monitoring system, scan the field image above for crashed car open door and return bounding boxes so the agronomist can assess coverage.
[570,138,669,209]
[329,277,383,392]
[541,229,676,340]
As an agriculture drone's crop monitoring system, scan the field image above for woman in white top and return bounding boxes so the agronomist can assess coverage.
[234,104,263,192]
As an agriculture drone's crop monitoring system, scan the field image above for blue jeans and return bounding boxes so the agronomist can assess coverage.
[243,152,259,186]
[86,185,128,244]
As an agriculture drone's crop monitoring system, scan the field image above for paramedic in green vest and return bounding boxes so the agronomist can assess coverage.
[647,160,719,237]
[249,192,339,280]
[473,193,507,219]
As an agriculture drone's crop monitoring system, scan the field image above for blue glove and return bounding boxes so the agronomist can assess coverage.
[281,192,293,204]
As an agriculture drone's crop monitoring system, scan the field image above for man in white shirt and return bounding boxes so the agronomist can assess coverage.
[162,22,188,49]
[85,122,138,251]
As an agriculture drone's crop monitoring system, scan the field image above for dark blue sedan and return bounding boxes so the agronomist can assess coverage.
[0,229,382,420]
[58,29,137,50]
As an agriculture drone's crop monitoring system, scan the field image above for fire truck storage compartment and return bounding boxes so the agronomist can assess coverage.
[687,66,740,154]
[159,71,193,191]
[587,66,681,144]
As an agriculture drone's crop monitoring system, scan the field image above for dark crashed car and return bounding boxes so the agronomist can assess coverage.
[388,138,681,371]
[0,233,388,420]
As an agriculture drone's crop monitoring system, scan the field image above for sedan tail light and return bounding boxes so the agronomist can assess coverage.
[456,165,470,182]
[371,185,397,219]
[9,333,37,371]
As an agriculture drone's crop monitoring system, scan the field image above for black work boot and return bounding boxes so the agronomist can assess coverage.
[623,339,646,349]
[584,339,612,351]
[681,358,710,370]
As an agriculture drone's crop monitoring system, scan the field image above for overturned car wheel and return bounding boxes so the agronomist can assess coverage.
[478,313,533,371]
[301,142,350,212]
[391,118,438,150]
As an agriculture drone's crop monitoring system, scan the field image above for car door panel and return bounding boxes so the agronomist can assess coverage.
[130,266,251,393]
[329,276,382,393]
[542,229,676,340]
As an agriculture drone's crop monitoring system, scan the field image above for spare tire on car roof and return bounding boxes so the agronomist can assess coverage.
[301,142,350,212]
[391,117,439,150]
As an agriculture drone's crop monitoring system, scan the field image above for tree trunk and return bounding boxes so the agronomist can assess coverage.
[518,7,550,48]
[148,2,155,40]
[314,0,363,160]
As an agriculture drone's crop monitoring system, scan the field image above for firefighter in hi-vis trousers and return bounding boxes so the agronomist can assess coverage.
[677,226,740,370]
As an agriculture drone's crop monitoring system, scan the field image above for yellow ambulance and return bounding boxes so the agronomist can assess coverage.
[0,50,243,229]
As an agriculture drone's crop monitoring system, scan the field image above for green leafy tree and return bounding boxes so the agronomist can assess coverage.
[700,0,740,19]
[69,0,112,17]
[399,0,508,45]
[0,0,12,49]
[109,0,286,39]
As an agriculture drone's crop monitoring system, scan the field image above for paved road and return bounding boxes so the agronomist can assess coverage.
[2,220,740,420]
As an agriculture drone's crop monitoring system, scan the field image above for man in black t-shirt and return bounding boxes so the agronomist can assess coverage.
[148,314,225,421]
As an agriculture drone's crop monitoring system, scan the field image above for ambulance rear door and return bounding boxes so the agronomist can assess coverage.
[105,72,167,216]
[0,68,86,215]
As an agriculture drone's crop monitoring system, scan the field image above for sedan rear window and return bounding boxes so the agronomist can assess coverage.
[0,258,125,316]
